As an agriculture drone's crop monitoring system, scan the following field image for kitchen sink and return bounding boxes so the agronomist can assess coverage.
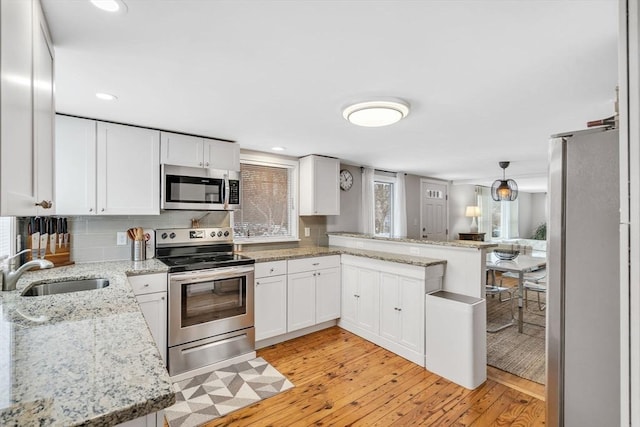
[21,278,110,296]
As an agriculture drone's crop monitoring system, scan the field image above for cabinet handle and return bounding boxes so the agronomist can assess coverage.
[256,281,260,285]
[270,268,275,273]
[144,284,149,287]
[205,162,210,167]
[354,294,359,298]
[313,273,316,277]
[161,296,165,300]
[317,272,321,276]
[101,208,105,212]
[199,162,203,166]
[312,263,320,266]
[35,200,52,209]
[89,208,93,212]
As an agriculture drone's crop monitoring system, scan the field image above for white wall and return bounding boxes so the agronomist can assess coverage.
[405,174,422,239]
[326,164,361,233]
[517,192,533,238]
[448,184,477,240]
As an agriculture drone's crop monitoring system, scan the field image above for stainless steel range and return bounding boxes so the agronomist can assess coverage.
[155,227,255,378]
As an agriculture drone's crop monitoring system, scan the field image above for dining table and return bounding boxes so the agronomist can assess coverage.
[486,253,547,333]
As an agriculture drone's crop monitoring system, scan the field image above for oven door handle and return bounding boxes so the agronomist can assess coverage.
[170,266,254,284]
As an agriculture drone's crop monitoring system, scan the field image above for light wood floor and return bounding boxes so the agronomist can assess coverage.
[202,327,546,426]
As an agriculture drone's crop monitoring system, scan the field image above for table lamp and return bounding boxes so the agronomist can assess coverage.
[465,206,480,233]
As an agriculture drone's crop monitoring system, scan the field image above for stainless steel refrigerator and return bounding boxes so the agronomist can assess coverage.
[547,126,620,426]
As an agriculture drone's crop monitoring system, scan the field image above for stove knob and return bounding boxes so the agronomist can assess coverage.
[169,232,176,239]
[224,231,230,237]
[217,231,223,237]
[161,233,168,240]
[210,231,216,238]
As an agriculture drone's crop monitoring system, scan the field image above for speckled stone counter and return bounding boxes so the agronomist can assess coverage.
[245,246,446,268]
[0,259,175,426]
[327,232,498,249]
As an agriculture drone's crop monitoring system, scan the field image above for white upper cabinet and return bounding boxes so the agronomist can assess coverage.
[0,0,55,216]
[160,131,239,171]
[55,116,160,215]
[299,155,340,216]
[55,116,97,215]
[97,122,160,215]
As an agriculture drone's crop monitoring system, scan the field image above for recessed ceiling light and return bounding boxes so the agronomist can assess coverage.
[343,100,410,127]
[96,92,118,101]
[90,0,127,13]
[271,147,286,151]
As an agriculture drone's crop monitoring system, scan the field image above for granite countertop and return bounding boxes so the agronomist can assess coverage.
[0,259,175,426]
[327,232,498,249]
[245,246,447,268]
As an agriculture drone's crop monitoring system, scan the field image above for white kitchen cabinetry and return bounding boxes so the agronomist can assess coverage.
[55,116,160,215]
[299,155,340,216]
[379,273,424,355]
[287,255,340,333]
[0,0,55,216]
[120,272,167,427]
[339,254,442,366]
[160,131,240,171]
[255,261,287,341]
[341,264,380,334]
[128,272,167,364]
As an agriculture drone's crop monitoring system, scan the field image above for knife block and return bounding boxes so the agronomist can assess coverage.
[26,234,74,267]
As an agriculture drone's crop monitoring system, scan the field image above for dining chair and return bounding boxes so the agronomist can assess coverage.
[523,278,547,312]
[485,269,515,332]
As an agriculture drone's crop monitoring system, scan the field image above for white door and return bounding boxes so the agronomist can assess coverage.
[397,276,424,353]
[315,267,341,323]
[379,273,400,342]
[341,264,359,324]
[420,179,448,241]
[55,116,97,215]
[136,292,167,364]
[204,139,240,171]
[287,271,316,332]
[255,275,287,341]
[357,267,380,333]
[160,132,204,168]
[97,122,160,215]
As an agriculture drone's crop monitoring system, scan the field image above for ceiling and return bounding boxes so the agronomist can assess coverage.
[41,0,619,193]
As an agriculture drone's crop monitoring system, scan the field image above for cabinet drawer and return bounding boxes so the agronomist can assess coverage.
[255,260,287,278]
[288,255,340,274]
[128,272,167,295]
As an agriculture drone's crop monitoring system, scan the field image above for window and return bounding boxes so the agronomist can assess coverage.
[477,186,519,239]
[374,175,395,237]
[233,153,298,242]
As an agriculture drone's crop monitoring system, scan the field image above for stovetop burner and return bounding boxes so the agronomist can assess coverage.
[155,227,254,272]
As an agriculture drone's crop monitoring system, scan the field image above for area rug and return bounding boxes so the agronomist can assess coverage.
[486,280,546,385]
[164,357,294,427]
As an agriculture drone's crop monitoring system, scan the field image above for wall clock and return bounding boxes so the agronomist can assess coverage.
[340,169,353,191]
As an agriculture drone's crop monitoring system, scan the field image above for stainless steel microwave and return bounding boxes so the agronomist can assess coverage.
[161,164,241,211]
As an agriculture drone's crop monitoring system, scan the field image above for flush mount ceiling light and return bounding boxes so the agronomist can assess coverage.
[271,146,286,151]
[491,161,518,201]
[342,100,410,127]
[96,92,118,101]
[90,0,128,13]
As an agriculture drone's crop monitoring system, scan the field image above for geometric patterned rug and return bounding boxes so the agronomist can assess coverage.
[164,357,294,427]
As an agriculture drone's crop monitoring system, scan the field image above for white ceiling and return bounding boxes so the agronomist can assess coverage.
[41,0,619,193]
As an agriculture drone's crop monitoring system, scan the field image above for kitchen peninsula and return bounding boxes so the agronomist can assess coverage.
[0,260,175,426]
[328,232,497,298]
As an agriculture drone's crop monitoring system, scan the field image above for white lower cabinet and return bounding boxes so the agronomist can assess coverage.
[255,272,287,341]
[341,264,379,334]
[379,273,424,355]
[287,255,341,333]
[339,254,442,366]
[128,273,167,363]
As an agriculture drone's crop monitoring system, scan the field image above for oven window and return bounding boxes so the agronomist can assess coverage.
[181,277,246,327]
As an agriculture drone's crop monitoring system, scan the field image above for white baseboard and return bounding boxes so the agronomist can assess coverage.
[256,320,338,349]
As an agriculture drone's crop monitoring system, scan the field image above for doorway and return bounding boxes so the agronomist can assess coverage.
[419,179,448,241]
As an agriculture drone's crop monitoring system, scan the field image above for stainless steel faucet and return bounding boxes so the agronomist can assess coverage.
[1,250,54,291]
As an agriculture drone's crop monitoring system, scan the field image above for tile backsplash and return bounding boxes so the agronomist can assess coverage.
[20,211,230,264]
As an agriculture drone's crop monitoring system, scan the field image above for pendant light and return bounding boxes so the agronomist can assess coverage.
[491,161,518,201]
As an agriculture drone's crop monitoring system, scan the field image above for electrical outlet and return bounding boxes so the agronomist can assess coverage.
[116,232,127,246]
[304,227,310,237]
